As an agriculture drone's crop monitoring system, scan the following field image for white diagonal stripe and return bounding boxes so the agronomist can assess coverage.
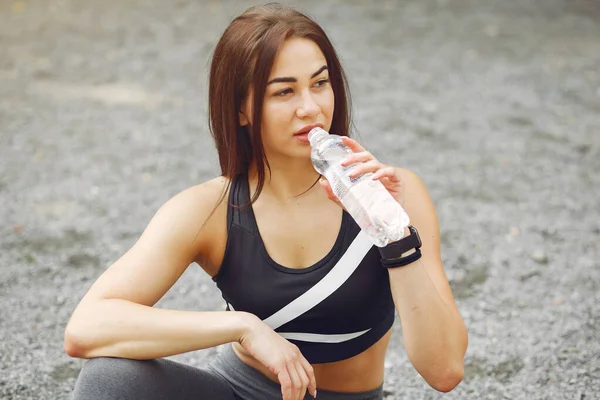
[263,230,373,330]
[279,329,371,343]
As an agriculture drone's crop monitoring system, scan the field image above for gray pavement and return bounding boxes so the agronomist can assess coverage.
[1,0,599,399]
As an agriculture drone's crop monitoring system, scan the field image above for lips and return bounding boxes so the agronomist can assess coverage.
[294,123,323,136]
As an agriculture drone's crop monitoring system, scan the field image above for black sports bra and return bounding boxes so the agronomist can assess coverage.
[212,174,395,364]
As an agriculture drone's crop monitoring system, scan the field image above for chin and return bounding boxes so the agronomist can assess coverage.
[284,147,313,161]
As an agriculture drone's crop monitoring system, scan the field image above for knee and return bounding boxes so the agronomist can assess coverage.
[73,357,157,400]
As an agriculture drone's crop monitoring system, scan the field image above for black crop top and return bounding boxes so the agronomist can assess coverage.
[212,174,395,364]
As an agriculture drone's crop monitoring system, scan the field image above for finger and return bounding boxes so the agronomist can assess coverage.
[319,178,333,198]
[286,363,302,400]
[299,357,317,398]
[341,151,374,166]
[320,179,345,210]
[341,136,366,152]
[348,160,382,178]
[278,369,293,400]
[379,176,400,189]
[320,179,340,202]
[292,363,310,400]
[371,166,400,181]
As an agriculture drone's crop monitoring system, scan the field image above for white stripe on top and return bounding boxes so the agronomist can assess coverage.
[278,329,371,343]
[263,230,374,330]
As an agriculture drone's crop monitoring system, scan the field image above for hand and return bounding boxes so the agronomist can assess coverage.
[239,316,317,400]
[319,136,406,207]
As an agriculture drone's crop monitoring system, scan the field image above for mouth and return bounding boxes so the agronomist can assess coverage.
[294,123,324,136]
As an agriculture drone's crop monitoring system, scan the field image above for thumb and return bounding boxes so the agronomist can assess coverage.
[319,178,331,194]
[320,179,345,210]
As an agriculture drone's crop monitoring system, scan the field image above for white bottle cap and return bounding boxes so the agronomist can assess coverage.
[307,127,327,143]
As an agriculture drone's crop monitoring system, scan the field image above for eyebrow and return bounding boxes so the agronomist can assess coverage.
[267,65,328,85]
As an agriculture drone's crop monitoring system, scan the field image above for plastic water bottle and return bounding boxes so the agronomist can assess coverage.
[308,127,410,247]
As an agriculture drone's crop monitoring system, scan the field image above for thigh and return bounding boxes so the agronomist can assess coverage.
[72,357,239,400]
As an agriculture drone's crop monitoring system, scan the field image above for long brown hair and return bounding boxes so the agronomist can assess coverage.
[208,2,352,204]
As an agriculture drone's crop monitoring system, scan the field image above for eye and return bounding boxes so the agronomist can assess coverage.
[274,88,293,97]
[314,78,330,88]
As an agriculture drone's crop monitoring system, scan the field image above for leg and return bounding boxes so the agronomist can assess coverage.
[72,357,238,400]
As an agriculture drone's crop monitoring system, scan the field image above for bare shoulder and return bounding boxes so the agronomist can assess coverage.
[395,167,425,187]
[156,175,230,256]
[151,175,229,233]
[116,174,231,263]
[395,167,436,210]
[162,176,231,275]
[77,176,231,307]
[162,176,229,217]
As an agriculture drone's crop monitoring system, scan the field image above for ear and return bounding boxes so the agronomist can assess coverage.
[239,109,249,127]
[239,90,253,127]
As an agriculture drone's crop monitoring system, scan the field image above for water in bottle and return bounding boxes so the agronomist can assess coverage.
[307,127,410,247]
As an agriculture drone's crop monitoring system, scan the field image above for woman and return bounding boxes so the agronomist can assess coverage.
[65,4,468,400]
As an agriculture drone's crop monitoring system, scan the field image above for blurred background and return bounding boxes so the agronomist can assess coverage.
[1,0,599,399]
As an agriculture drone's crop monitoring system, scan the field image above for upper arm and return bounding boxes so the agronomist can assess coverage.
[397,168,459,312]
[78,177,227,308]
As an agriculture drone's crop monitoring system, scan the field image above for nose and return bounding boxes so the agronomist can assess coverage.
[296,90,321,119]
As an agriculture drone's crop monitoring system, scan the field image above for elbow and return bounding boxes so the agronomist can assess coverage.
[427,364,464,393]
[64,322,92,359]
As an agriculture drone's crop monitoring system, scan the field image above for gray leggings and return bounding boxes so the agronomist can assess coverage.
[72,344,384,400]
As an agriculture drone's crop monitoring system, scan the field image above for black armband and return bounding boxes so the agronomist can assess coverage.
[377,226,422,259]
[380,248,422,268]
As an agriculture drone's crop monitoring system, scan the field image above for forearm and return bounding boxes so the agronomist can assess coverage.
[64,298,253,360]
[389,260,467,390]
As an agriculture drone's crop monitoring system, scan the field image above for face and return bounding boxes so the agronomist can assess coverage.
[240,37,335,160]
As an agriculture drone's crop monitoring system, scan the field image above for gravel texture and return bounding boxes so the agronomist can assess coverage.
[1,0,599,399]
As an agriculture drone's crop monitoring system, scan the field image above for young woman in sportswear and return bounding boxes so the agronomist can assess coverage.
[65,4,468,400]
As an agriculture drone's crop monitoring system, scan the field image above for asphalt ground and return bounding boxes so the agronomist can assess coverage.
[1,0,599,399]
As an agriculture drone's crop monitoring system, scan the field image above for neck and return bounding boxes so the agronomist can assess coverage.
[248,156,321,202]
